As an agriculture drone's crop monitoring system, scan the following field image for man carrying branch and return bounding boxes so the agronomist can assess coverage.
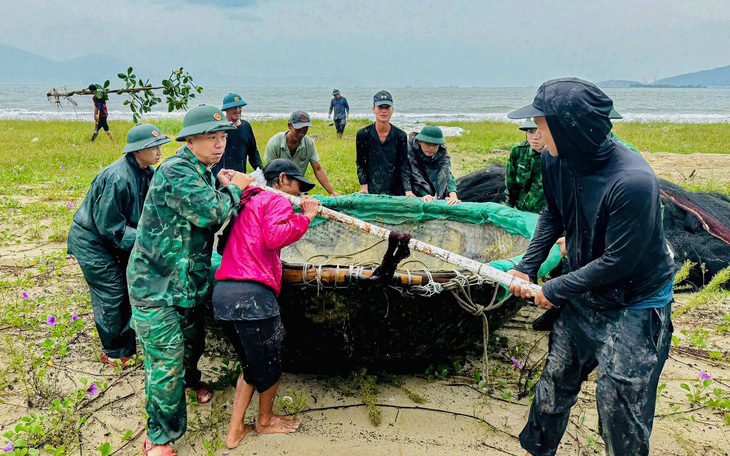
[89,84,113,142]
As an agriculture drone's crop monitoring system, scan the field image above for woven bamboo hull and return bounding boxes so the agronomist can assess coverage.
[276,277,525,373]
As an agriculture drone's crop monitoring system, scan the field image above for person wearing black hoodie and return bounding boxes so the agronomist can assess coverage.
[506,78,675,456]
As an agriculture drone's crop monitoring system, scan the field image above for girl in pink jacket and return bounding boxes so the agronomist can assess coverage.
[213,159,321,448]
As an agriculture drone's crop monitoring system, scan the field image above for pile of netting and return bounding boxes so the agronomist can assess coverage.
[457,164,730,289]
[210,194,563,373]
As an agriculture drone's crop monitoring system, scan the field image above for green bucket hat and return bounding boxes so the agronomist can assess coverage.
[415,125,446,145]
[608,107,623,120]
[519,118,538,131]
[122,124,171,154]
[222,93,247,111]
[176,105,236,142]
[332,88,340,95]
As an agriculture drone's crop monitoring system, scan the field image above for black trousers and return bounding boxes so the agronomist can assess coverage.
[334,118,346,134]
[520,301,672,456]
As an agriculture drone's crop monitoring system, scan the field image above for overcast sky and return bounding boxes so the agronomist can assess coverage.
[1,0,728,87]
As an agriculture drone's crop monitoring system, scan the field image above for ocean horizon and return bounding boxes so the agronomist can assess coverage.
[2,84,729,124]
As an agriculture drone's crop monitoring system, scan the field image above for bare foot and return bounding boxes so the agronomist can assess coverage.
[225,424,254,449]
[256,415,300,434]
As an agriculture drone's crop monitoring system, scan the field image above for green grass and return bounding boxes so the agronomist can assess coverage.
[0,118,727,199]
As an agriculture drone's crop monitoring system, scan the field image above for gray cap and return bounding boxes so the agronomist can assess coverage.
[288,110,313,129]
[373,90,393,107]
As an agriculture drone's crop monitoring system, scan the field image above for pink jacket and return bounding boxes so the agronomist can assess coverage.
[215,188,310,295]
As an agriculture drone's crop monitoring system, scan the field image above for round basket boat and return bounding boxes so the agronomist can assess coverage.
[211,193,562,373]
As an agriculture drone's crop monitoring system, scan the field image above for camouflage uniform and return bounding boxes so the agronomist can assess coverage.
[505,140,545,213]
[127,146,241,445]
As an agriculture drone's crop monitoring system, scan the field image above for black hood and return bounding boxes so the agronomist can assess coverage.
[533,77,614,175]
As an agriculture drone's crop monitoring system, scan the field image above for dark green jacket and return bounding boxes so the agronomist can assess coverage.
[127,147,242,308]
[68,154,153,258]
[406,132,457,198]
[505,140,545,213]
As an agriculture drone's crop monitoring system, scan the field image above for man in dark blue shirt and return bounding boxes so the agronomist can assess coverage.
[212,92,263,177]
[328,89,349,139]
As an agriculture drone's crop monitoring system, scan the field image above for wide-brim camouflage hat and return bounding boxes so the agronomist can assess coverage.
[518,118,538,131]
[222,93,247,110]
[122,124,171,154]
[176,105,236,142]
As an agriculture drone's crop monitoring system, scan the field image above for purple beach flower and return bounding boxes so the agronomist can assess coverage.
[71,315,79,322]
[76,176,80,180]
[46,315,57,326]
[8,208,13,213]
[65,203,74,209]
[2,440,13,452]
[60,166,65,170]
[699,371,712,381]
[511,357,523,370]
[222,453,229,456]
[86,382,99,396]
[21,291,30,299]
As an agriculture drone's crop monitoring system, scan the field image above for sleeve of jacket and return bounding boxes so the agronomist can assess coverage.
[447,173,457,194]
[262,196,311,250]
[505,146,522,206]
[398,132,413,192]
[246,124,263,170]
[328,99,334,116]
[92,177,137,252]
[541,173,660,305]
[263,136,277,163]
[162,164,242,228]
[356,129,369,185]
[344,98,350,114]
[513,160,564,283]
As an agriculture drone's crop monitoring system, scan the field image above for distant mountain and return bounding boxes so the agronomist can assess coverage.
[652,64,730,88]
[0,42,330,88]
[0,43,161,85]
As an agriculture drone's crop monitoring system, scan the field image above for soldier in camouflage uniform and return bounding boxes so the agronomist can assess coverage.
[68,124,170,365]
[126,105,254,455]
[505,118,546,213]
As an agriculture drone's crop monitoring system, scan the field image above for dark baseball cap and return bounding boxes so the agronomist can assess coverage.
[263,158,316,192]
[373,90,393,107]
[288,110,313,129]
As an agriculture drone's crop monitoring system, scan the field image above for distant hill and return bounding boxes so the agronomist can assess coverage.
[0,42,330,87]
[653,65,730,87]
[0,43,161,85]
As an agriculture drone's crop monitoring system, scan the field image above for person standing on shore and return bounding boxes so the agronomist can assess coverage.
[506,78,674,456]
[505,118,547,213]
[406,125,460,204]
[328,89,349,139]
[214,159,321,448]
[355,90,413,196]
[127,105,254,456]
[212,93,262,177]
[264,111,341,196]
[68,124,170,367]
[89,84,113,142]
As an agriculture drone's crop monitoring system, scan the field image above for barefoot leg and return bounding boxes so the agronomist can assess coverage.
[255,381,300,434]
[225,371,256,448]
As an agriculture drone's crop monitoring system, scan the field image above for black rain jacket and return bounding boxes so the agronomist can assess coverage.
[515,78,674,310]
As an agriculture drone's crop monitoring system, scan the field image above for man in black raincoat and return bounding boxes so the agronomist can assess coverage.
[506,78,675,456]
[68,124,170,365]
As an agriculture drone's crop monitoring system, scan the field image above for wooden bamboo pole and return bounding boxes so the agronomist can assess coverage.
[252,172,542,296]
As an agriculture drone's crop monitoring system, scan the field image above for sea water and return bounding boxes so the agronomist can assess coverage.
[1,84,729,124]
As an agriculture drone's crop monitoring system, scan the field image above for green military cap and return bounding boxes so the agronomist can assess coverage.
[222,93,247,110]
[519,118,538,131]
[608,107,623,120]
[122,124,171,154]
[332,88,340,95]
[415,125,446,145]
[176,105,236,142]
